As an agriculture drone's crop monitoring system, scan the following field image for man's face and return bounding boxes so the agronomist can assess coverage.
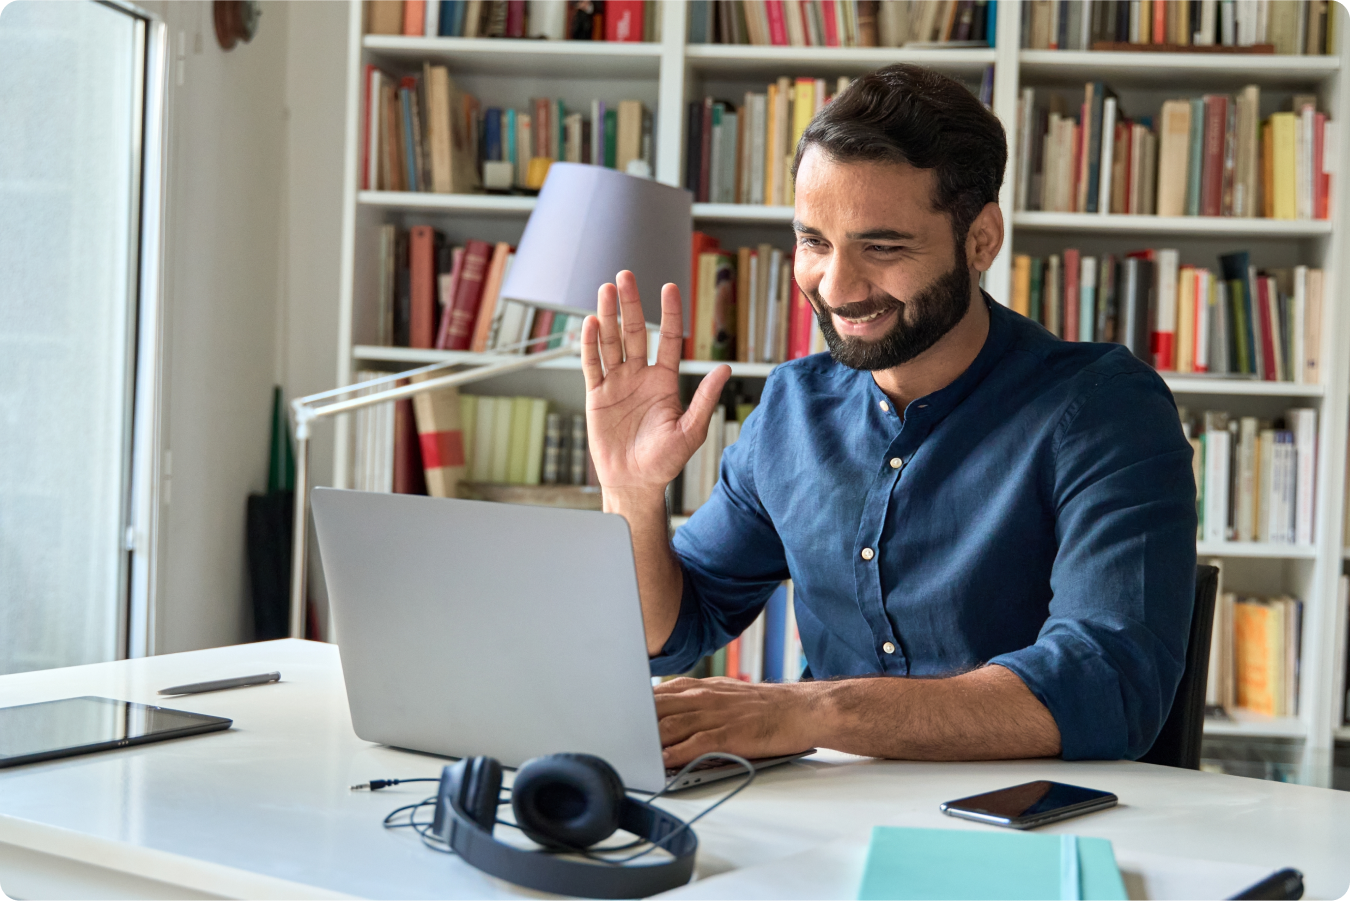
[792,148,972,372]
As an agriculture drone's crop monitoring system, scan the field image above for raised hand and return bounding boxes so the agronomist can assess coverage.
[580,270,731,503]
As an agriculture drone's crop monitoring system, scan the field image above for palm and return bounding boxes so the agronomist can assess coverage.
[580,273,731,497]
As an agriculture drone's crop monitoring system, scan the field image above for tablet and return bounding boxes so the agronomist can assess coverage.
[0,696,232,769]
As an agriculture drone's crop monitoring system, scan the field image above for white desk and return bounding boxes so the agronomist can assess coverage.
[0,640,1346,900]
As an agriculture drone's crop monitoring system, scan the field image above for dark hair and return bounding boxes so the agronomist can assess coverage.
[792,64,1006,244]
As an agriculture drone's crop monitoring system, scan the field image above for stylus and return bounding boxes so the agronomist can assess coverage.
[158,672,281,696]
[1228,868,1304,900]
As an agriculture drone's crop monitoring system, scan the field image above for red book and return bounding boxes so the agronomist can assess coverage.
[726,637,743,681]
[1315,112,1329,220]
[820,0,839,45]
[444,239,492,350]
[526,309,555,354]
[393,398,428,495]
[505,0,526,37]
[1152,0,1166,43]
[1063,248,1080,342]
[1256,276,1277,380]
[434,247,466,350]
[787,281,815,359]
[604,0,644,41]
[686,232,721,359]
[1201,95,1227,217]
[765,0,789,44]
[409,226,438,349]
[401,0,426,35]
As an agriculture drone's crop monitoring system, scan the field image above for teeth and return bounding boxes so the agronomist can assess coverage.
[841,309,887,324]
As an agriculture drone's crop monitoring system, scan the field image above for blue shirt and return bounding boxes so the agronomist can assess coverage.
[656,296,1197,761]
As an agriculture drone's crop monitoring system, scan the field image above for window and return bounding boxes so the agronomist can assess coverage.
[0,0,167,674]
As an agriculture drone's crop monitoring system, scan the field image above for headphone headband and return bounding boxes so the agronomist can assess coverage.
[431,759,697,899]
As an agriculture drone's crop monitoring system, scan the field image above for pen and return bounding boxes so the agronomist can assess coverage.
[158,672,281,696]
[1228,867,1304,900]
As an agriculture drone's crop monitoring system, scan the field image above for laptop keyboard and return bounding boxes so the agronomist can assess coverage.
[665,757,740,777]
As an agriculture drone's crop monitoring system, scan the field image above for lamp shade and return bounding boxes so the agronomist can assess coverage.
[499,163,693,327]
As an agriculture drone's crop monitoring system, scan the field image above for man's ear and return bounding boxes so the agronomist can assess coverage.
[965,202,1004,273]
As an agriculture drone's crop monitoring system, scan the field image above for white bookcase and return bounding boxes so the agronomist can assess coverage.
[333,0,1350,786]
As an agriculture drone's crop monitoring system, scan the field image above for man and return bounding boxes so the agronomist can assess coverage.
[579,65,1196,769]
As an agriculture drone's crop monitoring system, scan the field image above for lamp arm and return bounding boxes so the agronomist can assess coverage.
[285,341,578,639]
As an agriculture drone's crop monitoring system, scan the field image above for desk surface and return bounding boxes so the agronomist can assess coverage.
[0,640,1346,900]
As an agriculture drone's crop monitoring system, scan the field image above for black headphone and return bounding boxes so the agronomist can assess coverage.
[430,752,698,898]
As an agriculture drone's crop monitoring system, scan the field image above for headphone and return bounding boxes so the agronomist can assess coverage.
[430,752,698,898]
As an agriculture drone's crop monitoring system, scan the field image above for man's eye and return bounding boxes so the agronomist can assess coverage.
[797,236,824,248]
[869,245,903,254]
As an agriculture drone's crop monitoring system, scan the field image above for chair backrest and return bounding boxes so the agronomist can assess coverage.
[1138,564,1220,769]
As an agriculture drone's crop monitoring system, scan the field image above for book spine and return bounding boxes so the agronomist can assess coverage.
[408,226,437,349]
[445,239,492,350]
[541,412,563,484]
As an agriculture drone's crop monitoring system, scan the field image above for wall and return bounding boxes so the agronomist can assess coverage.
[141,0,290,654]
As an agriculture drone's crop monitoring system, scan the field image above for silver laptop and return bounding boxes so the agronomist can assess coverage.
[311,488,811,793]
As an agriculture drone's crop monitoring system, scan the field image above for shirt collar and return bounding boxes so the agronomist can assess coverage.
[867,291,1015,426]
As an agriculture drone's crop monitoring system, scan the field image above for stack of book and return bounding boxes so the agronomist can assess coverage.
[673,582,806,683]
[366,0,653,42]
[689,234,827,363]
[1181,407,1318,545]
[1020,0,1332,53]
[687,70,993,206]
[1206,566,1304,719]
[374,226,588,355]
[689,0,997,47]
[1015,84,1333,220]
[362,63,651,193]
[1010,248,1324,383]
[351,380,596,499]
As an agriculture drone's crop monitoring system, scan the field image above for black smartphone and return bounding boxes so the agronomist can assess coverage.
[939,780,1118,829]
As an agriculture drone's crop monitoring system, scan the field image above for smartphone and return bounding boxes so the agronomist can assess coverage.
[939,780,1117,829]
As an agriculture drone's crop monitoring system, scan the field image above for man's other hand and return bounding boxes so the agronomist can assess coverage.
[653,677,818,768]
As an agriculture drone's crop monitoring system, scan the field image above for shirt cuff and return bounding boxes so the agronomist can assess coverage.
[989,632,1134,761]
[647,574,706,677]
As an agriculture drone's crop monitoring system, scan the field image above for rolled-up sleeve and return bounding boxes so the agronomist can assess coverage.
[651,404,790,676]
[989,370,1198,760]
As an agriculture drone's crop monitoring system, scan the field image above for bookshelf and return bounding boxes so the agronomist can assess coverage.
[334,0,1350,786]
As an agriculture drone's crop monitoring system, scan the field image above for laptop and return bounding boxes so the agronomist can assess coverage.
[311,488,812,793]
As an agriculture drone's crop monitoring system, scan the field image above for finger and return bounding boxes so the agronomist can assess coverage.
[661,728,731,769]
[679,364,733,446]
[654,282,685,373]
[616,270,649,365]
[594,282,624,371]
[658,710,718,748]
[579,315,604,391]
[652,676,704,696]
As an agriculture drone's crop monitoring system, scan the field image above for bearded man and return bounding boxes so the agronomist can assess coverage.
[579,64,1197,767]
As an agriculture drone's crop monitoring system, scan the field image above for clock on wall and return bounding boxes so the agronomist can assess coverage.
[213,0,261,50]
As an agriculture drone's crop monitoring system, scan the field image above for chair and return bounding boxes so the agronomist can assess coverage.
[1138,564,1220,769]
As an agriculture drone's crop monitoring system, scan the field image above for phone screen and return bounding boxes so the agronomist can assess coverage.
[945,781,1114,820]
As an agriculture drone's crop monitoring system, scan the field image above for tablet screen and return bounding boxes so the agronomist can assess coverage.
[0,696,232,768]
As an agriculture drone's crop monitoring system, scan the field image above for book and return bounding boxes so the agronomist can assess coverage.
[468,242,513,353]
[410,378,466,497]
[443,239,493,350]
[858,826,1127,900]
[407,226,441,349]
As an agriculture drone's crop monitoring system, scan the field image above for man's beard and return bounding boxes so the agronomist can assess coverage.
[809,247,973,372]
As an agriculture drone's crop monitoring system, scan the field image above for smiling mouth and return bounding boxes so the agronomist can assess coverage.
[838,309,890,324]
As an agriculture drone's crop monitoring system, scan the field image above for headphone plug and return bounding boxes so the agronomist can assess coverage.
[352,777,439,791]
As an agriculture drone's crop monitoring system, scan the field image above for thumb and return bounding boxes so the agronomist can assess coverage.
[679,365,733,447]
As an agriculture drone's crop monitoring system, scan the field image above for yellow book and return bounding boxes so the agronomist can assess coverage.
[459,394,477,483]
[775,76,792,205]
[1176,268,1194,373]
[489,396,512,483]
[506,396,534,485]
[1270,112,1297,220]
[792,78,815,157]
[1234,599,1283,716]
[694,252,721,360]
[1012,254,1031,317]
[523,398,549,486]
[764,82,778,207]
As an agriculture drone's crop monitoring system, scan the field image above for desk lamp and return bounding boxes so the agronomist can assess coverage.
[287,164,692,637]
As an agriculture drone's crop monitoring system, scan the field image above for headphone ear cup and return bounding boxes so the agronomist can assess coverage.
[511,753,625,850]
[457,756,503,832]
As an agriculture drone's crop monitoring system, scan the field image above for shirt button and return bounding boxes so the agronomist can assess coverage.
[860,547,875,561]
[882,641,896,654]
[889,457,902,469]
[879,401,889,412]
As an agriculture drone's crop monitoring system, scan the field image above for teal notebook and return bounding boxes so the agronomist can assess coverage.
[857,826,1128,901]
